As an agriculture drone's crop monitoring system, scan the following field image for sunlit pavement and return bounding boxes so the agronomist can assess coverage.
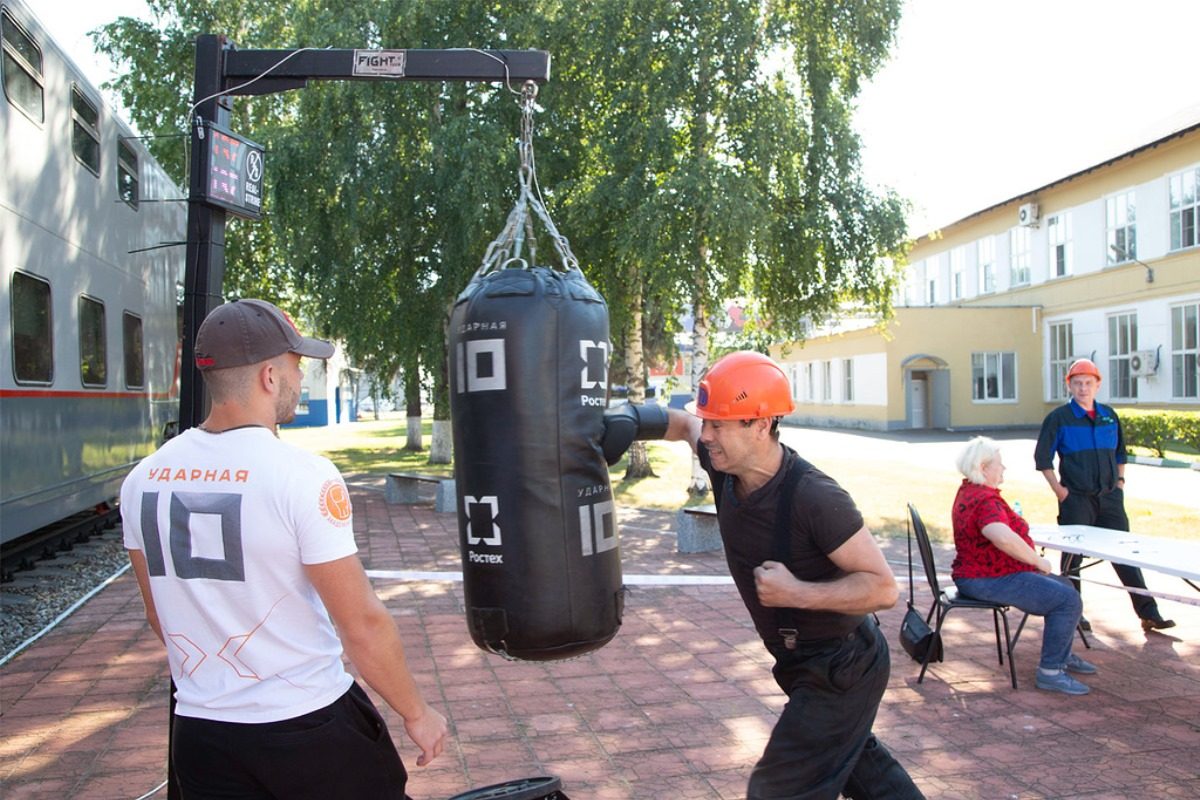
[2,476,1197,799]
[779,424,1199,509]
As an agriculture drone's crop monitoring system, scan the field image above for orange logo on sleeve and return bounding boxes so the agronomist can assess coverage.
[319,480,353,526]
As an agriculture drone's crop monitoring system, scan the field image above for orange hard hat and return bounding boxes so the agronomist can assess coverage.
[692,351,796,420]
[1065,358,1102,383]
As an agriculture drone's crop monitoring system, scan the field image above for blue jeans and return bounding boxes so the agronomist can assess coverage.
[954,572,1082,671]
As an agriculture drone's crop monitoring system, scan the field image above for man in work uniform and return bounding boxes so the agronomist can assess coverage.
[1034,357,1175,632]
[664,351,924,800]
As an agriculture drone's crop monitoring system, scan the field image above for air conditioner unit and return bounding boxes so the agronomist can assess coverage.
[1129,349,1158,378]
[1018,202,1040,227]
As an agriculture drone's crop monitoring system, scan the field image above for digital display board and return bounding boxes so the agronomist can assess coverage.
[196,121,265,220]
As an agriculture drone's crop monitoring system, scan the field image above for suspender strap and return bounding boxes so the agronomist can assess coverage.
[710,448,811,650]
[775,456,809,649]
[712,469,726,512]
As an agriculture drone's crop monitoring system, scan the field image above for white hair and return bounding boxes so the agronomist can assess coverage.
[956,436,1002,485]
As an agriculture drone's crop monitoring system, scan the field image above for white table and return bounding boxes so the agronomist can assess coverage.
[1029,524,1200,593]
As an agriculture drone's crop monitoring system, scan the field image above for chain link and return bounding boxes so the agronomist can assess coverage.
[476,81,579,278]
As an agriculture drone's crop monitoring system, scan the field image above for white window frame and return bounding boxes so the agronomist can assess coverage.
[1,10,44,123]
[950,247,965,300]
[78,294,107,388]
[71,85,101,176]
[123,311,145,389]
[843,358,854,402]
[903,261,921,307]
[804,363,815,402]
[821,361,832,402]
[978,237,995,294]
[11,270,53,384]
[1107,311,1138,399]
[1048,321,1073,401]
[1169,165,1199,252]
[117,138,139,209]
[1009,227,1031,286]
[1170,302,1199,399]
[971,351,1017,403]
[1106,190,1137,264]
[1047,212,1072,278]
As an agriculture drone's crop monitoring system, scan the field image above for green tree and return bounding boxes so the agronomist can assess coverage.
[95,0,538,461]
[546,0,907,484]
[95,0,907,481]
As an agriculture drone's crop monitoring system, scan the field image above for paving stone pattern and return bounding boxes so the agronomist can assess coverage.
[2,476,1197,799]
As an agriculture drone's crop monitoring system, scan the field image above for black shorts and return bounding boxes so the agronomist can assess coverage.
[172,682,409,799]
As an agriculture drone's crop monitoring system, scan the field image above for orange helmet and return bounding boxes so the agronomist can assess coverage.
[692,351,796,420]
[1065,358,1102,383]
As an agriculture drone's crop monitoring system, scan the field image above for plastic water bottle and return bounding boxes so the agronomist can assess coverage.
[1013,500,1023,518]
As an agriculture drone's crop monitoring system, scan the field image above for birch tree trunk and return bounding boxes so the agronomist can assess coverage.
[429,317,452,464]
[404,354,423,451]
[689,281,712,497]
[622,276,656,479]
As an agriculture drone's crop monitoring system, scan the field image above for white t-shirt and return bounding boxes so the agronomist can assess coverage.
[120,426,357,723]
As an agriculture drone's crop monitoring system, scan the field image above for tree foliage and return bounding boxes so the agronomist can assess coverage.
[93,0,909,425]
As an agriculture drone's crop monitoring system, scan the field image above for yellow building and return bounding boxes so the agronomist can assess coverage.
[772,117,1200,431]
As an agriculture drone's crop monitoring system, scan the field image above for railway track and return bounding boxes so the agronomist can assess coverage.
[0,507,128,661]
[1,505,121,582]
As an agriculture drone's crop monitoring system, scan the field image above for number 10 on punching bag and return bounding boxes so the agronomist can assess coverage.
[449,82,622,661]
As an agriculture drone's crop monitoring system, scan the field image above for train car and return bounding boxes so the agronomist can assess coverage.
[1,0,185,545]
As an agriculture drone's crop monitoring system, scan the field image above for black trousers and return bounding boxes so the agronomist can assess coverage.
[172,682,410,800]
[748,618,925,800]
[1057,489,1159,620]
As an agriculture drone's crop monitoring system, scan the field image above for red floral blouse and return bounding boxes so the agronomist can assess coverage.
[950,479,1038,580]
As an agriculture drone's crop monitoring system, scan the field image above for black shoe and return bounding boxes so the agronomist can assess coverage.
[1141,615,1176,631]
[1079,616,1092,632]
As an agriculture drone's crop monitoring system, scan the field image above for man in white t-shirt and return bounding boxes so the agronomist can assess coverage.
[121,299,447,799]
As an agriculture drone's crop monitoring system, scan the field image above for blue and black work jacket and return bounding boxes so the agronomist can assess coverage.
[1034,398,1126,494]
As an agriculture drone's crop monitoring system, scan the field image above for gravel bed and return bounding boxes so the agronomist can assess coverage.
[0,527,130,660]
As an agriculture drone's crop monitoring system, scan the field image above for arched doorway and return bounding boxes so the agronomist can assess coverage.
[901,354,950,429]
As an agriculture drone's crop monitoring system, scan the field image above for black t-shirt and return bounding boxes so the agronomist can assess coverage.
[699,442,865,646]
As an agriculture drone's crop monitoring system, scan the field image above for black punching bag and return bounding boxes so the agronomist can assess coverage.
[449,266,622,661]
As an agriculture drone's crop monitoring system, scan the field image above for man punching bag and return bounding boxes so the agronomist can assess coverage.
[450,266,620,660]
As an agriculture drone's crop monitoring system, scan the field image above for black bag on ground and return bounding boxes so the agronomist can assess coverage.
[898,515,943,663]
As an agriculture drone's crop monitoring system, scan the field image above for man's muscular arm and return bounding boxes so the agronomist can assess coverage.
[753,526,899,615]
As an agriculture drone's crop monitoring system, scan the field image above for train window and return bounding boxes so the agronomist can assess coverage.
[11,271,52,383]
[123,312,144,388]
[117,138,139,209]
[79,295,107,387]
[1,9,43,123]
[71,85,101,176]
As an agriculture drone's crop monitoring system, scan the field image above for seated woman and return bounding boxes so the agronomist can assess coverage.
[951,436,1096,696]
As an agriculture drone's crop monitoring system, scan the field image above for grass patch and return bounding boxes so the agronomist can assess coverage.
[1126,444,1199,463]
[280,415,453,477]
[282,415,1199,543]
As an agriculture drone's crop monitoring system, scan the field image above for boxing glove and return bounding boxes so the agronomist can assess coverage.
[600,402,670,465]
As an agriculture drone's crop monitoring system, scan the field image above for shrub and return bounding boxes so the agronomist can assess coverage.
[1170,412,1200,453]
[1118,408,1200,458]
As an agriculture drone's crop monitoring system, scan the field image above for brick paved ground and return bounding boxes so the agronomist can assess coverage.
[2,476,1197,799]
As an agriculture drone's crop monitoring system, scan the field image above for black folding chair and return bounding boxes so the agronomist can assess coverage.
[908,503,1021,688]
